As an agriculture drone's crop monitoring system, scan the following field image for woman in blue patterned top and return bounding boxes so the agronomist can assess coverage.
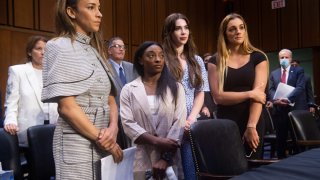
[162,13,209,180]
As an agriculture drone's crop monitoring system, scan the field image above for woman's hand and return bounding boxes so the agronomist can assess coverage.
[243,127,260,152]
[109,143,123,163]
[96,128,116,151]
[266,101,273,108]
[201,106,211,117]
[249,86,266,104]
[4,123,19,135]
[152,159,168,180]
[155,137,179,152]
[273,99,289,106]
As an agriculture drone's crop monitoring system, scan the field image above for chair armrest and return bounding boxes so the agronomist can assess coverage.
[297,140,320,146]
[247,159,279,168]
[198,172,233,180]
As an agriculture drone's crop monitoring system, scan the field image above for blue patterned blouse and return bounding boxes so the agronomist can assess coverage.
[181,55,209,116]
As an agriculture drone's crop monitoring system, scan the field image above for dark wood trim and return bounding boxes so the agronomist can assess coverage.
[0,25,54,36]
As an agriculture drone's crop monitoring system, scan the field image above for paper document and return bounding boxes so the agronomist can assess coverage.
[273,82,295,100]
[101,146,137,180]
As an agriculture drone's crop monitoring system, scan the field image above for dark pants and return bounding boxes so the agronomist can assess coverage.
[273,106,291,159]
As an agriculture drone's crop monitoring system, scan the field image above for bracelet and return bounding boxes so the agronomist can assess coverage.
[247,126,256,129]
[161,152,173,164]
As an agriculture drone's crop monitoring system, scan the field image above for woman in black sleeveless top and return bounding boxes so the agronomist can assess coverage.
[208,13,269,159]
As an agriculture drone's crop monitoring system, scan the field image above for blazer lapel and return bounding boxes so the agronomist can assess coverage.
[287,66,294,85]
[123,62,132,82]
[110,62,124,88]
[25,63,44,111]
[275,68,282,85]
[131,78,156,131]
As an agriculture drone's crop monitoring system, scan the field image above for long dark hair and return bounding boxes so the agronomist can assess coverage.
[134,41,178,103]
[162,13,203,89]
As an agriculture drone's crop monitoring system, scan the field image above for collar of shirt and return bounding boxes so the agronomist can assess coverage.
[109,59,124,75]
[281,65,291,84]
[281,65,291,73]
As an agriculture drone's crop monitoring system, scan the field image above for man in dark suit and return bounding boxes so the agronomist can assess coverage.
[291,59,315,113]
[267,49,305,158]
[106,37,138,108]
[106,37,138,149]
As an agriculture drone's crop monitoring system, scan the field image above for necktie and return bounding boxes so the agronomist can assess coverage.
[281,69,286,83]
[119,67,127,85]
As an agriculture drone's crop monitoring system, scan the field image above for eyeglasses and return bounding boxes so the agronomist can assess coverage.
[109,44,126,50]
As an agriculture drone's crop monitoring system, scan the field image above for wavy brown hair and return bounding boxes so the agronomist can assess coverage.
[162,13,203,89]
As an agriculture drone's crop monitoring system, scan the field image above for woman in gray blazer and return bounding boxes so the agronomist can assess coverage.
[41,0,123,179]
[4,35,59,147]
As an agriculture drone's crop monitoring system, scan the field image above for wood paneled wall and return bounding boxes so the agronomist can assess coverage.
[1,0,320,111]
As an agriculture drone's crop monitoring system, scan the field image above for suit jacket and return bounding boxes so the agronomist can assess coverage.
[109,59,138,108]
[120,77,187,178]
[269,66,305,110]
[4,62,59,146]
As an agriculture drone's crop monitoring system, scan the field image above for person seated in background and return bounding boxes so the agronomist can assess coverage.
[3,35,59,147]
[120,41,187,179]
[291,59,315,113]
[199,53,217,120]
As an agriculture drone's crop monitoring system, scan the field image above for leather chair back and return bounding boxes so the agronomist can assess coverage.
[189,119,248,176]
[27,124,55,180]
[289,110,320,141]
[0,128,22,180]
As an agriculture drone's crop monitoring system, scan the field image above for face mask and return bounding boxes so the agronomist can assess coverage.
[280,58,289,68]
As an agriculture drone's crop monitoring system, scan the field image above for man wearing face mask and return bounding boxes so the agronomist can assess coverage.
[266,49,305,159]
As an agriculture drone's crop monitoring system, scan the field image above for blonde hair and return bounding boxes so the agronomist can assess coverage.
[216,13,268,92]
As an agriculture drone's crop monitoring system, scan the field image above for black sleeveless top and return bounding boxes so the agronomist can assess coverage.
[209,51,266,135]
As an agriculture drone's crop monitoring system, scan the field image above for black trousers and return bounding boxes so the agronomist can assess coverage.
[273,105,291,159]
